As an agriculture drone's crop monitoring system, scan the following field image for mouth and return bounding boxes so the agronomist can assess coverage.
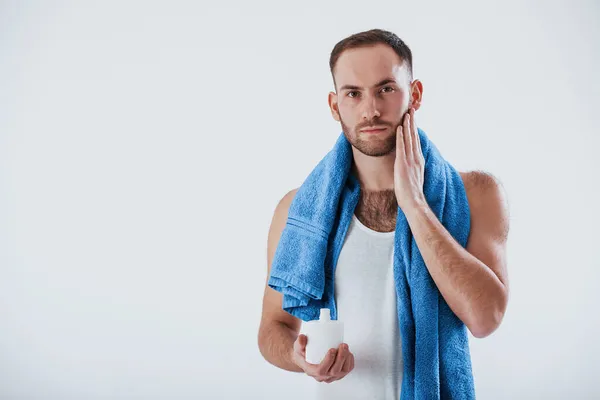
[360,127,387,134]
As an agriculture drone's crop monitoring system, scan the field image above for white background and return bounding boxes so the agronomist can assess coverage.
[1,0,599,399]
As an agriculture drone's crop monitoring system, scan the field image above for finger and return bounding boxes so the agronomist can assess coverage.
[404,110,413,160]
[396,124,405,157]
[415,127,423,162]
[348,353,355,372]
[328,344,348,375]
[410,108,423,161]
[341,348,353,373]
[315,348,338,376]
[294,334,307,357]
[298,334,307,354]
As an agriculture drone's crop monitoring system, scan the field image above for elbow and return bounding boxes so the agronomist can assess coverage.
[470,320,499,339]
[469,287,508,339]
[257,326,269,360]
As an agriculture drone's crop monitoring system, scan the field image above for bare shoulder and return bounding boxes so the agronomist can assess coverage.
[460,170,502,196]
[459,170,510,242]
[268,187,299,262]
[270,188,298,227]
[278,188,299,213]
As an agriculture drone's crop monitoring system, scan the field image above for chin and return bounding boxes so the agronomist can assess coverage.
[355,142,395,157]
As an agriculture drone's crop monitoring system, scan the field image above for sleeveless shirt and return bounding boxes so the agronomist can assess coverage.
[302,213,403,400]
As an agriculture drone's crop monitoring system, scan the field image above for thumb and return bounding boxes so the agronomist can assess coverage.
[299,334,307,346]
[296,334,307,354]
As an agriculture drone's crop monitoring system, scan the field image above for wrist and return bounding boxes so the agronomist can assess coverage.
[403,196,429,219]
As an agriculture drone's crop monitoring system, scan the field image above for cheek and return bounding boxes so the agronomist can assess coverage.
[337,100,357,120]
[338,97,356,111]
[383,93,408,119]
[388,92,406,108]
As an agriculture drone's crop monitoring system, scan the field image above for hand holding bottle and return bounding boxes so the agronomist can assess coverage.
[291,333,355,383]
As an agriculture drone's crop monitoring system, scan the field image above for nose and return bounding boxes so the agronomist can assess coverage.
[361,94,381,120]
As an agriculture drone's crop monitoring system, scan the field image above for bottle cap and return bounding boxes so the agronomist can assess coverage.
[319,308,331,321]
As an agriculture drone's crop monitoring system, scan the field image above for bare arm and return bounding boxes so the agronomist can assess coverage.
[258,189,303,372]
[258,189,355,382]
[259,320,303,372]
[404,172,510,338]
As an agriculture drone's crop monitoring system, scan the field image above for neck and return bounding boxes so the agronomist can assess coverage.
[351,147,396,192]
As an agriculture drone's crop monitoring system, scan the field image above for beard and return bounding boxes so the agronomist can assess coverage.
[340,115,402,157]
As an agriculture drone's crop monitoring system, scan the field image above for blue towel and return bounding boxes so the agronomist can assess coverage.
[268,128,475,399]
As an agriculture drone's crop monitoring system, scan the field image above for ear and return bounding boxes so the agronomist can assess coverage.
[409,79,424,111]
[328,91,340,122]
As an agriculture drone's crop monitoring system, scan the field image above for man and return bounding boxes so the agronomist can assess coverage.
[258,29,509,399]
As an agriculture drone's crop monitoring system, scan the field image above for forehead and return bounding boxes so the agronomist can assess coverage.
[334,43,409,88]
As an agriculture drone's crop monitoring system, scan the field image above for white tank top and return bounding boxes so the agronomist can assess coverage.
[303,213,403,400]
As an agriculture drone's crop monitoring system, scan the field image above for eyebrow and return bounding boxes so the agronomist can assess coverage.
[339,78,397,92]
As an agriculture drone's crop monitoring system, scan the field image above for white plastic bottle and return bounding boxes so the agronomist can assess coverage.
[303,308,344,364]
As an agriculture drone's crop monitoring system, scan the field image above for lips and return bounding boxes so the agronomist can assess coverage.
[361,127,387,134]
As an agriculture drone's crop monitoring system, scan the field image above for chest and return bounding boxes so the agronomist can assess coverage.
[353,189,398,233]
[353,173,472,233]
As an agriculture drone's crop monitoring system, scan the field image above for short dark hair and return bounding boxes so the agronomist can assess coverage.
[329,29,413,90]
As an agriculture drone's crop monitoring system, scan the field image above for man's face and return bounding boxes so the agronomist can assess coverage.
[329,44,416,157]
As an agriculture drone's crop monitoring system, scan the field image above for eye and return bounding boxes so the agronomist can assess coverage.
[380,86,395,93]
[347,91,359,98]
